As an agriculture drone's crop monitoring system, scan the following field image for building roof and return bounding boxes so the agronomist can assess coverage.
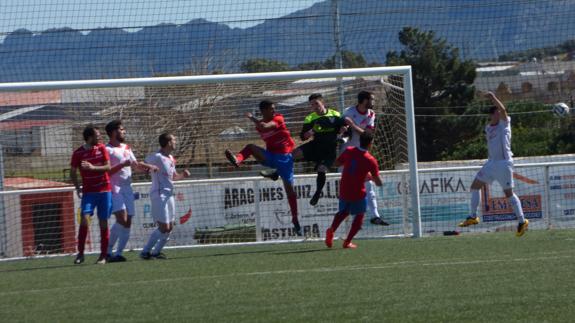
[0,119,68,131]
[4,177,69,190]
[0,91,61,107]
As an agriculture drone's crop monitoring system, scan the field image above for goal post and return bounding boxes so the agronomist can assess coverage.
[0,67,422,258]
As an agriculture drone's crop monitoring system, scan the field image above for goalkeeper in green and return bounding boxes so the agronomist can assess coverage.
[262,93,346,206]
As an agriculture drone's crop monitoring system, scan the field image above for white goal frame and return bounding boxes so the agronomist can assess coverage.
[0,67,422,252]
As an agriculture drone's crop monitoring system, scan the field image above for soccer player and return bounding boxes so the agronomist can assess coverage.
[341,91,389,226]
[70,125,112,264]
[105,120,158,262]
[261,93,346,206]
[325,131,382,249]
[224,100,301,235]
[140,133,190,260]
[459,92,529,236]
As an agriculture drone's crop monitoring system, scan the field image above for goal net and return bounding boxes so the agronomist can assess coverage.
[0,67,420,258]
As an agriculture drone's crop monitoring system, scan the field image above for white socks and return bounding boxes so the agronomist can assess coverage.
[143,228,162,253]
[153,232,171,255]
[108,223,131,256]
[116,226,131,256]
[470,189,480,217]
[470,189,525,223]
[365,181,380,218]
[108,223,121,255]
[509,193,526,223]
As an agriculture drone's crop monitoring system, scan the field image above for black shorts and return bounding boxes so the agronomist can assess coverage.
[300,141,337,170]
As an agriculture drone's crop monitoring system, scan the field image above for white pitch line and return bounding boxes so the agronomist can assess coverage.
[1,252,574,297]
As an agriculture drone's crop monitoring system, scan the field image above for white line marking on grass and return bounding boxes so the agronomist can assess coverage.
[1,252,574,297]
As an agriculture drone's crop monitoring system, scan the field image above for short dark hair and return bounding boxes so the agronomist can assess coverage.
[259,100,274,110]
[359,130,374,149]
[487,106,498,114]
[105,119,122,136]
[83,125,99,141]
[358,91,373,104]
[159,132,174,148]
[308,93,323,101]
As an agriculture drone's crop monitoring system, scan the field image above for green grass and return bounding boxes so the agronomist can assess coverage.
[2,230,575,322]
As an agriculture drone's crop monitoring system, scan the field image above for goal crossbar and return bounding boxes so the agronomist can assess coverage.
[0,67,413,92]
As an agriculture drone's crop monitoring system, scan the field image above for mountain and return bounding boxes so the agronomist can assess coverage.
[0,0,574,82]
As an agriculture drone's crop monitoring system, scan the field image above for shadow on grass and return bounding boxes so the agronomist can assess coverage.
[166,246,331,260]
[272,248,331,255]
[0,261,89,273]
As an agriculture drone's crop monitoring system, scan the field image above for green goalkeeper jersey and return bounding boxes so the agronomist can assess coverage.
[300,108,345,147]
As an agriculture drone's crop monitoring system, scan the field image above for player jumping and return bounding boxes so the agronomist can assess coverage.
[261,93,346,206]
[458,92,529,237]
[224,100,301,236]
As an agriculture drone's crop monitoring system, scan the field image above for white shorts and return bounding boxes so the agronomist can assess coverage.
[475,160,514,190]
[151,191,175,224]
[111,186,136,216]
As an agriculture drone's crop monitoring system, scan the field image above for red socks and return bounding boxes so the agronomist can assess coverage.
[330,211,349,232]
[345,214,365,243]
[236,145,254,164]
[77,225,88,256]
[100,227,109,257]
[287,193,298,224]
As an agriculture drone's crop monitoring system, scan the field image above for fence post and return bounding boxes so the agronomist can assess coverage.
[544,165,552,229]
[0,145,6,256]
[401,173,410,236]
[254,179,262,242]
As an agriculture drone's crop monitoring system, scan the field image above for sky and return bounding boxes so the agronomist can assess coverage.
[0,0,321,35]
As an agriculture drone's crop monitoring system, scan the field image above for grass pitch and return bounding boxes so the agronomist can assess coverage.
[1,230,575,322]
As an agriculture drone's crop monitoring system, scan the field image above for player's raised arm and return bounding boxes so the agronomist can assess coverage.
[246,112,259,124]
[486,91,508,121]
[246,111,277,130]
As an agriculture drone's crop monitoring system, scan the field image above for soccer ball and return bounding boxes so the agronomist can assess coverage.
[552,102,570,117]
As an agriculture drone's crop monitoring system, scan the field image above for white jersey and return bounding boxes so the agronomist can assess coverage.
[145,151,176,194]
[106,143,137,191]
[342,105,376,149]
[485,116,513,162]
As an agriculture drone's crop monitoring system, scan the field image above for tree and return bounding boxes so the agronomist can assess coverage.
[386,27,477,161]
[240,58,290,73]
[297,50,370,70]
